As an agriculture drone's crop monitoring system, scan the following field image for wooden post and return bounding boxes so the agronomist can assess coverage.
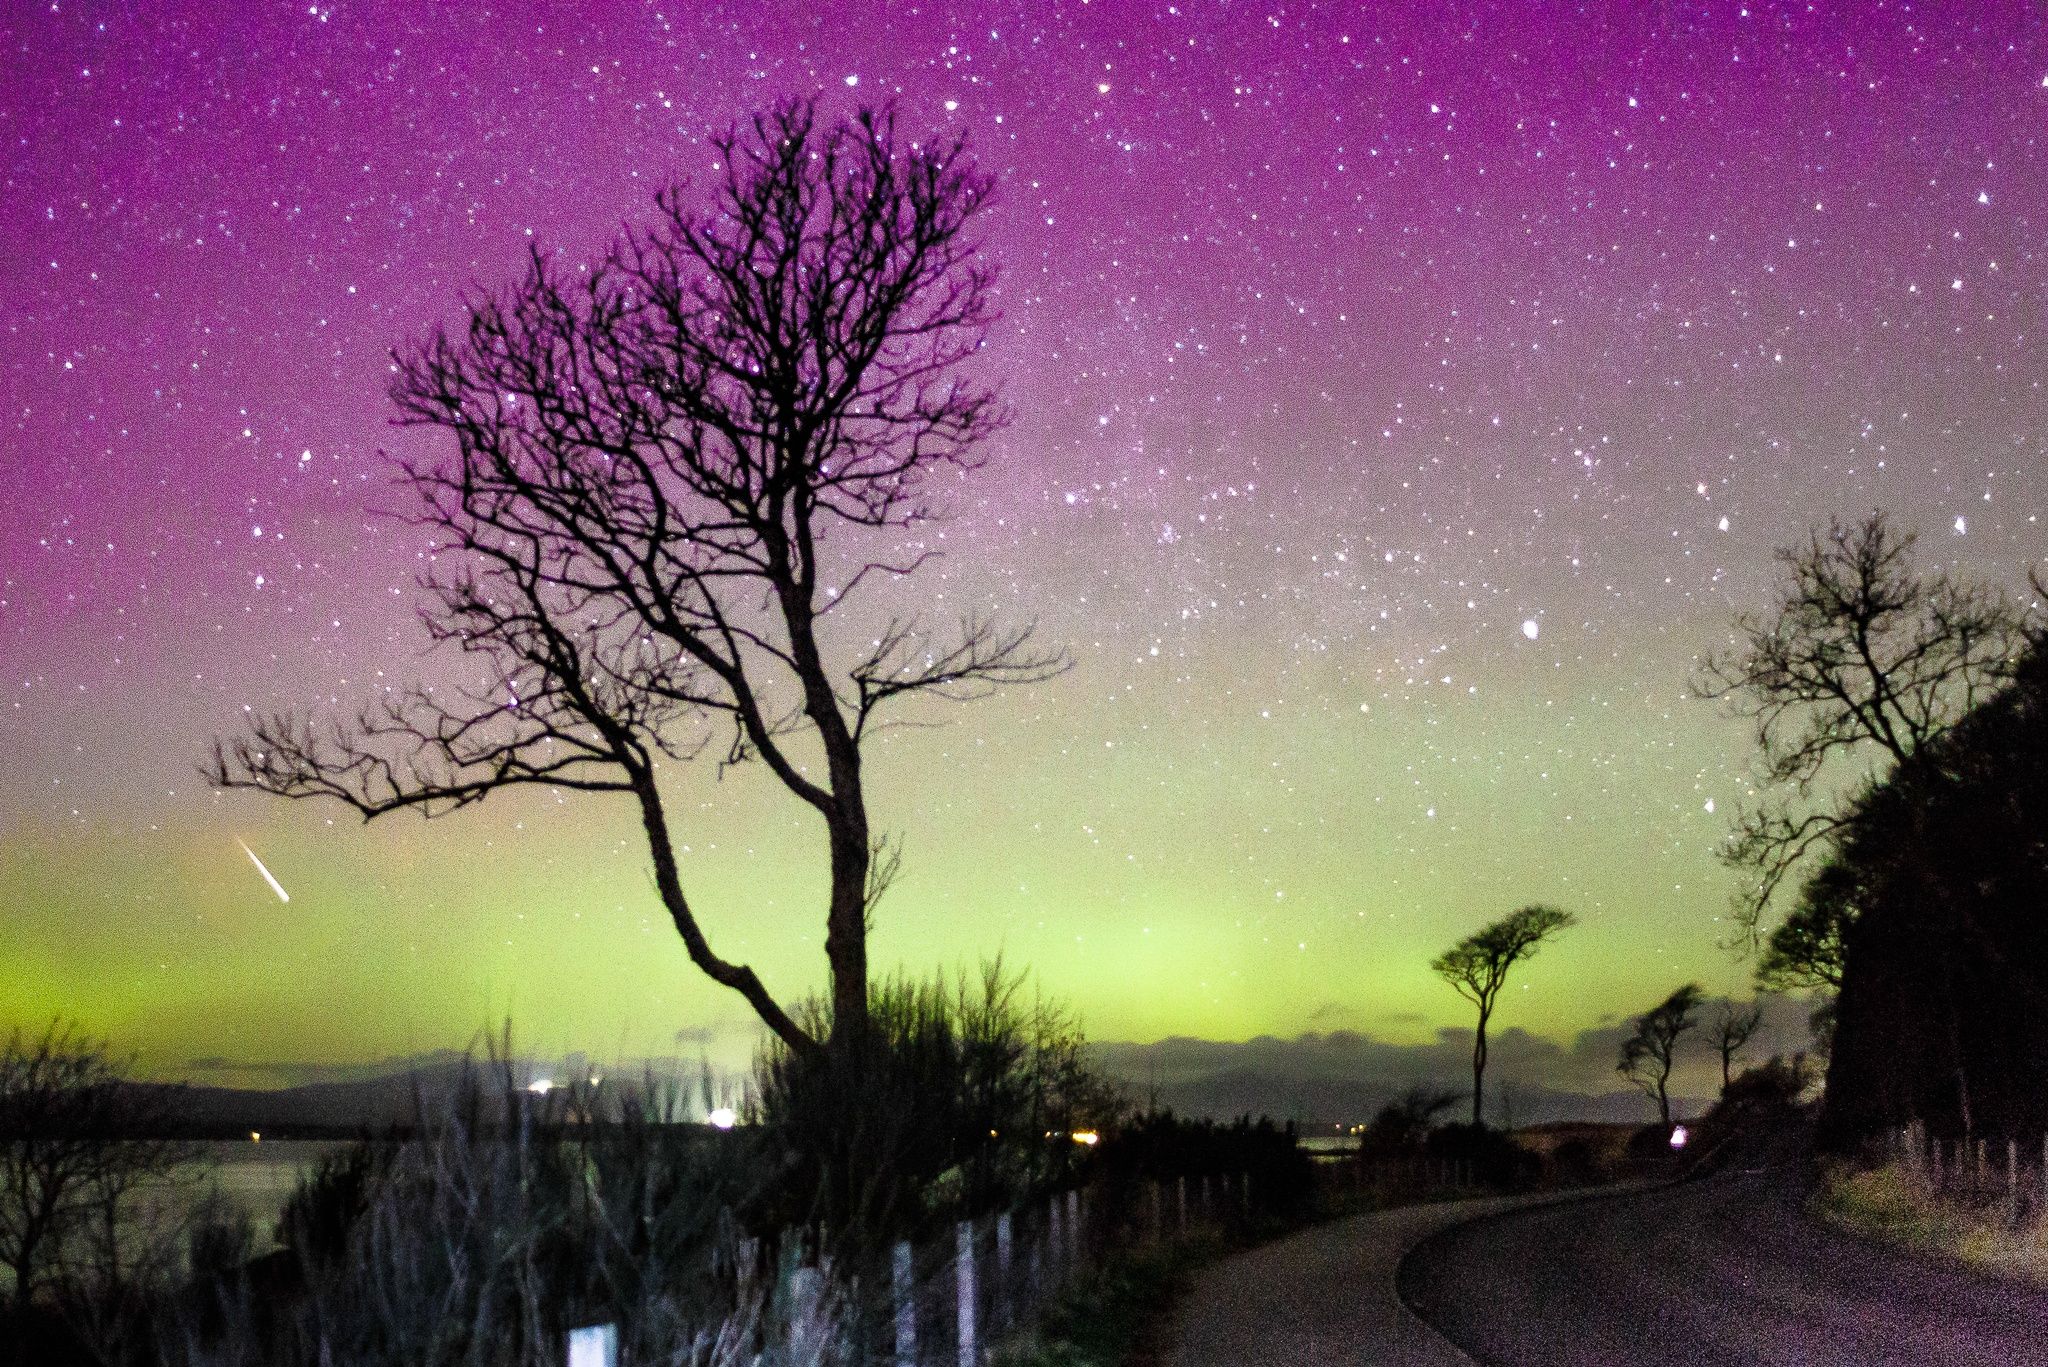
[1066,1189,1081,1266]
[1047,1196,1063,1280]
[789,1265,824,1357]
[956,1219,977,1367]
[2009,1139,2020,1203]
[1149,1180,1162,1241]
[1177,1175,1188,1231]
[893,1241,917,1367]
[567,1325,618,1367]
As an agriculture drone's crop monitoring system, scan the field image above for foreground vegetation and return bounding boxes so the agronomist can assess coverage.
[1,968,1328,1366]
[1818,1159,2048,1284]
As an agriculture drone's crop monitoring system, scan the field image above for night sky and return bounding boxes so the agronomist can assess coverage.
[4,1,2045,1084]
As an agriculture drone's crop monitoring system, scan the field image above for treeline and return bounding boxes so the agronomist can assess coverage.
[1701,511,2046,1149]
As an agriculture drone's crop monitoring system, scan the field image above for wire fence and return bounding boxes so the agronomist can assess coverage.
[1888,1120,2048,1214]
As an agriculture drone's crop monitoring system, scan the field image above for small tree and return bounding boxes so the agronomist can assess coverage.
[206,99,1063,1062]
[1709,999,1765,1097]
[0,1022,197,1315]
[1430,905,1577,1127]
[1618,984,1705,1127]
[1697,511,2025,947]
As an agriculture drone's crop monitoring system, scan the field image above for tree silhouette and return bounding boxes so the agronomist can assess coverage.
[1430,905,1576,1127]
[1696,511,2024,949]
[1709,998,1765,1096]
[206,99,1063,1060]
[1618,983,1704,1126]
[0,1022,197,1316]
[1817,636,2048,1148]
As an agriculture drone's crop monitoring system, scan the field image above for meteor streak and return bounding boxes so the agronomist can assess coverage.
[237,839,291,903]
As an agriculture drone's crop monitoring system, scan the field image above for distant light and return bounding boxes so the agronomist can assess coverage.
[707,1107,738,1130]
[249,1131,261,1144]
[526,1078,553,1096]
[1954,515,1968,535]
[1669,1124,1689,1149]
[1521,619,1540,640]
[1072,1129,1100,1146]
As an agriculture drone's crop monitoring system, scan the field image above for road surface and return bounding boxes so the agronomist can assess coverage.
[1400,1167,2048,1365]
[1163,1190,1620,1366]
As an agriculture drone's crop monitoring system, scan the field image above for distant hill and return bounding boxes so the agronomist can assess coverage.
[137,1056,529,1138]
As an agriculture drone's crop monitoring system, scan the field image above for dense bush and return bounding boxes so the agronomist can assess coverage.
[749,963,1123,1247]
[1352,1087,1460,1163]
[1097,1111,1314,1216]
[1423,1123,1542,1190]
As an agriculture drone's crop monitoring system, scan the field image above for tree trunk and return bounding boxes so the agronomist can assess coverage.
[1471,1006,1490,1127]
[824,810,872,1051]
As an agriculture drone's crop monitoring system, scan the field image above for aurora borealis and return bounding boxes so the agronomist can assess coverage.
[4,1,2045,1087]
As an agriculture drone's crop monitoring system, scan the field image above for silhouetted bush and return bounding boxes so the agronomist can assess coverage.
[1424,1123,1542,1190]
[750,963,1122,1249]
[156,1062,805,1367]
[1097,1110,1313,1216]
[1353,1087,1460,1163]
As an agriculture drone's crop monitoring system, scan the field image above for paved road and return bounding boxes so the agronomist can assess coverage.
[1401,1167,2048,1366]
[1163,1191,1618,1366]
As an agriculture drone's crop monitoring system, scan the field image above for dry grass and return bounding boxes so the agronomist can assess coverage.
[1817,1158,2048,1282]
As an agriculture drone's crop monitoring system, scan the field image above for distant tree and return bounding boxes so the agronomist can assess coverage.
[1430,905,1577,1127]
[1618,983,1705,1127]
[1696,511,2025,948]
[206,99,1063,1063]
[1708,999,1765,1097]
[0,1022,197,1315]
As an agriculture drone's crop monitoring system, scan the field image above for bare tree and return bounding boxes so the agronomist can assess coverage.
[1708,998,1765,1097]
[206,100,1063,1061]
[0,1022,197,1315]
[1618,983,1705,1127]
[1430,905,1577,1127]
[1697,511,2025,947]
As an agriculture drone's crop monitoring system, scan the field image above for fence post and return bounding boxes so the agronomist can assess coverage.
[1176,1176,1188,1231]
[956,1219,977,1367]
[893,1241,917,1367]
[567,1325,618,1367]
[1065,1189,1081,1267]
[2009,1139,2020,1204]
[1047,1195,1064,1282]
[1148,1180,1162,1242]
[789,1264,825,1358]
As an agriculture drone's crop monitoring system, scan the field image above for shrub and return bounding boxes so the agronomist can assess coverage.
[1097,1111,1314,1217]
[161,1062,800,1367]
[1424,1123,1542,1190]
[749,962,1122,1248]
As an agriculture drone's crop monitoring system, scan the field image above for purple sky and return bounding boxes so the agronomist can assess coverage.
[4,1,2045,1078]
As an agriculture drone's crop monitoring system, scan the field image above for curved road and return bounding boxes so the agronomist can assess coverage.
[1401,1167,2048,1366]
